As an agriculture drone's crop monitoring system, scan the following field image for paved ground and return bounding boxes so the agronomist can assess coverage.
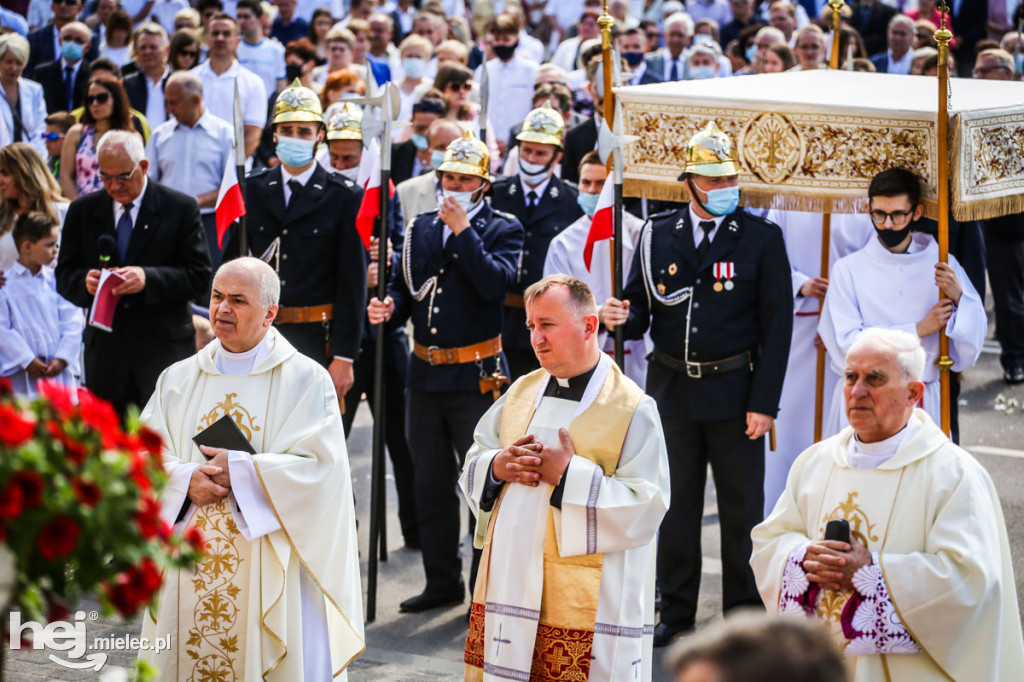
[5,316,1024,681]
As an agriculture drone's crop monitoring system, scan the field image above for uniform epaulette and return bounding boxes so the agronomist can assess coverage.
[326,172,359,192]
[246,166,271,180]
[648,208,679,221]
[492,209,518,222]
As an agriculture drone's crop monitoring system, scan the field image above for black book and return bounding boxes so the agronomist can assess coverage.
[174,416,255,523]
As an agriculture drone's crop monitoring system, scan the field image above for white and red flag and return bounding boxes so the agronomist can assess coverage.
[355,138,396,250]
[214,160,245,248]
[583,177,616,272]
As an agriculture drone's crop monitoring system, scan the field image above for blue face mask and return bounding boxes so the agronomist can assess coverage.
[412,133,429,150]
[1017,54,1024,75]
[577,191,600,218]
[693,34,715,47]
[745,44,757,63]
[276,136,316,167]
[402,56,427,79]
[689,65,715,80]
[693,181,740,216]
[430,150,446,169]
[61,40,85,62]
[622,51,645,67]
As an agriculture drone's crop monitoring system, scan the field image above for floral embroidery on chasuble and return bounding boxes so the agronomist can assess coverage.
[178,374,273,681]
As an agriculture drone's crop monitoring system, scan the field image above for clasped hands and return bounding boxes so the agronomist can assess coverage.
[492,430,574,488]
[187,446,232,507]
[802,537,872,591]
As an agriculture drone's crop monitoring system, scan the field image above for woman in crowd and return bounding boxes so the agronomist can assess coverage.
[100,10,133,66]
[396,34,432,123]
[0,142,68,276]
[59,75,134,200]
[792,25,826,70]
[0,34,47,158]
[433,62,475,121]
[308,7,334,64]
[312,28,355,88]
[764,43,796,72]
[168,29,201,71]
[320,69,365,109]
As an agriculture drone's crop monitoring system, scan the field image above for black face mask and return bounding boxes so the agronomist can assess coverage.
[285,63,303,82]
[875,224,912,248]
[493,42,518,61]
[622,50,645,67]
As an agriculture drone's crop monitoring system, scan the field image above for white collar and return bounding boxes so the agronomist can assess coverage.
[9,260,49,279]
[847,417,921,469]
[519,172,553,199]
[214,332,273,375]
[281,162,317,187]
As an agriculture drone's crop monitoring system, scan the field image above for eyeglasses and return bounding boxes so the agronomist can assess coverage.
[869,207,916,226]
[99,166,139,185]
[40,132,66,141]
[179,49,200,58]
[446,82,471,92]
[85,92,111,106]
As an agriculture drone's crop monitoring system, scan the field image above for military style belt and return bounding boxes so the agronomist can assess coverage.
[275,303,334,324]
[413,337,502,366]
[653,348,754,379]
[503,293,525,308]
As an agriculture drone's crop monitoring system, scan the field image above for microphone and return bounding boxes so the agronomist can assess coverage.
[97,234,116,268]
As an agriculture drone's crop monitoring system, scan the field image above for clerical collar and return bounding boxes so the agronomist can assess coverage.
[215,333,272,375]
[848,418,920,470]
[543,362,599,402]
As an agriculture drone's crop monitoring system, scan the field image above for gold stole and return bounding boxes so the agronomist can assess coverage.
[465,363,644,681]
[178,375,273,682]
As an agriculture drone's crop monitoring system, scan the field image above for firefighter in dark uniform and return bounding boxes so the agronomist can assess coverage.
[368,132,524,613]
[491,105,583,381]
[226,80,367,400]
[600,123,793,647]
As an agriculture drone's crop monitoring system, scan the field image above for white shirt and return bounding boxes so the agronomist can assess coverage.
[280,162,317,206]
[544,0,584,30]
[113,178,148,231]
[847,418,921,470]
[149,0,189,31]
[146,110,234,214]
[661,49,687,81]
[688,204,725,249]
[191,60,269,134]
[27,0,52,29]
[143,65,170,127]
[518,173,552,204]
[517,29,546,64]
[237,38,286,96]
[886,48,914,75]
[474,55,539,141]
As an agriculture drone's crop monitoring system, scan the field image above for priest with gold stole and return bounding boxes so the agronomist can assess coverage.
[139,257,364,681]
[750,327,1024,681]
[460,275,670,682]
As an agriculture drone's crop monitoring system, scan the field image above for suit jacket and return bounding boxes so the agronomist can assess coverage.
[122,70,169,117]
[25,23,98,78]
[634,67,664,85]
[387,203,523,392]
[490,175,583,350]
[0,78,47,155]
[225,164,367,361]
[851,1,897,57]
[621,206,793,420]
[560,116,597,184]
[55,181,211,407]
[644,49,686,82]
[396,171,437,227]
[391,139,419,186]
[35,58,91,113]
[869,52,890,74]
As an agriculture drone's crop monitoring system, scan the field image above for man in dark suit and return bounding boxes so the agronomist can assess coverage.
[121,23,171,127]
[851,0,897,57]
[225,81,366,402]
[491,106,582,380]
[26,0,98,76]
[600,123,793,648]
[869,14,916,74]
[619,26,665,85]
[35,20,94,113]
[55,130,212,415]
[368,132,523,613]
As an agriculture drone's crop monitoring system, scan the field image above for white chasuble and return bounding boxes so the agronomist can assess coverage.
[751,410,1024,682]
[460,354,670,682]
[139,328,365,681]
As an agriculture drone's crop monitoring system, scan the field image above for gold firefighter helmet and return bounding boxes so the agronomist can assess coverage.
[325,102,362,141]
[437,131,491,182]
[273,79,323,125]
[679,121,740,179]
[516,103,565,147]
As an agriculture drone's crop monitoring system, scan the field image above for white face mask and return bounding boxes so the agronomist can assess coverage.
[439,188,480,213]
[518,158,551,185]
[337,166,359,182]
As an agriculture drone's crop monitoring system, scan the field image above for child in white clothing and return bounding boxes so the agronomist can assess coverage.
[0,211,84,397]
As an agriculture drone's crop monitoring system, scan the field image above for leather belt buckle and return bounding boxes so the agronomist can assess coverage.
[686,362,702,379]
[427,346,456,366]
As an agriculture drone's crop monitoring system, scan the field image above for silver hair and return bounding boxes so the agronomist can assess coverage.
[664,12,695,36]
[846,328,926,384]
[95,130,146,165]
[215,257,281,308]
[167,70,203,97]
[888,14,916,33]
[0,33,30,66]
[754,26,787,45]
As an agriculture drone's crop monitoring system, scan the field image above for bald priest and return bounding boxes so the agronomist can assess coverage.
[460,275,670,681]
[139,257,364,681]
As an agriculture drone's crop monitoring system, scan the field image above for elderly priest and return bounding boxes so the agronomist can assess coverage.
[139,257,364,681]
[460,275,670,681]
[750,327,1024,681]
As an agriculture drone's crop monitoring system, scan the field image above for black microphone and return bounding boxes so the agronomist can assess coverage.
[97,234,116,268]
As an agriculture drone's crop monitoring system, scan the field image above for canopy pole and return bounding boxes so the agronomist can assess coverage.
[599,1,624,369]
[935,4,954,436]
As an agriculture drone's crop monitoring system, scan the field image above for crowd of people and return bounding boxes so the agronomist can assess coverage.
[0,0,1023,680]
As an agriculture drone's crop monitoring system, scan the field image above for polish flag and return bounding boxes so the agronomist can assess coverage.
[355,139,396,250]
[583,178,616,271]
[215,161,245,248]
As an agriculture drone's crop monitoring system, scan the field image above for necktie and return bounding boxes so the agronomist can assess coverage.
[116,202,134,262]
[63,66,74,110]
[669,58,679,81]
[287,178,303,207]
[697,220,714,261]
[526,190,538,213]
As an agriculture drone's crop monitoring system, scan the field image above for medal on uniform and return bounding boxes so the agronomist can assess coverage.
[714,262,735,291]
[668,263,678,276]
[657,283,667,295]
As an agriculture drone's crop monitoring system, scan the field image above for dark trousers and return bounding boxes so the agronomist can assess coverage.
[505,347,540,383]
[984,225,1024,371]
[406,388,492,592]
[202,213,228,272]
[657,415,765,627]
[274,321,331,367]
[343,332,418,546]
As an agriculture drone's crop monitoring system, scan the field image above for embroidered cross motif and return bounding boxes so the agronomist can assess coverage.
[493,623,511,656]
[279,90,306,109]
[543,643,573,676]
[632,658,642,678]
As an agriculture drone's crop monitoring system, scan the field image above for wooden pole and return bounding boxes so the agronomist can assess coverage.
[599,2,624,369]
[935,5,954,436]
[813,1,844,442]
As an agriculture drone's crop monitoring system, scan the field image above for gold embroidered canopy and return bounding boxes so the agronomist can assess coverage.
[617,70,1024,221]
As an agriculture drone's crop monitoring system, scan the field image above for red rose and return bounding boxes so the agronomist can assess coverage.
[47,422,87,465]
[136,497,163,539]
[37,516,81,561]
[38,381,75,417]
[129,558,163,597]
[184,526,206,552]
[136,427,164,462]
[76,391,122,445]
[103,578,139,617]
[9,470,44,508]
[0,405,36,447]
[130,451,154,493]
[72,478,102,507]
[0,484,24,521]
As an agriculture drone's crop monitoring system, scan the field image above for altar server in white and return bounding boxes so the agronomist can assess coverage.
[764,208,874,515]
[140,257,364,681]
[460,275,669,682]
[751,327,1024,681]
[818,168,985,439]
[543,151,650,387]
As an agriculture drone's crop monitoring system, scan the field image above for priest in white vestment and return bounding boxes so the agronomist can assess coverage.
[139,257,365,681]
[751,328,1024,682]
[460,275,670,682]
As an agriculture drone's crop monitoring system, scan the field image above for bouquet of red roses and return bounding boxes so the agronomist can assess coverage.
[0,378,204,623]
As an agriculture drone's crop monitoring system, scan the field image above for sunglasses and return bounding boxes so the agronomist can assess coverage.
[52,0,82,5]
[40,132,66,141]
[446,82,471,92]
[179,49,200,58]
[85,92,111,106]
